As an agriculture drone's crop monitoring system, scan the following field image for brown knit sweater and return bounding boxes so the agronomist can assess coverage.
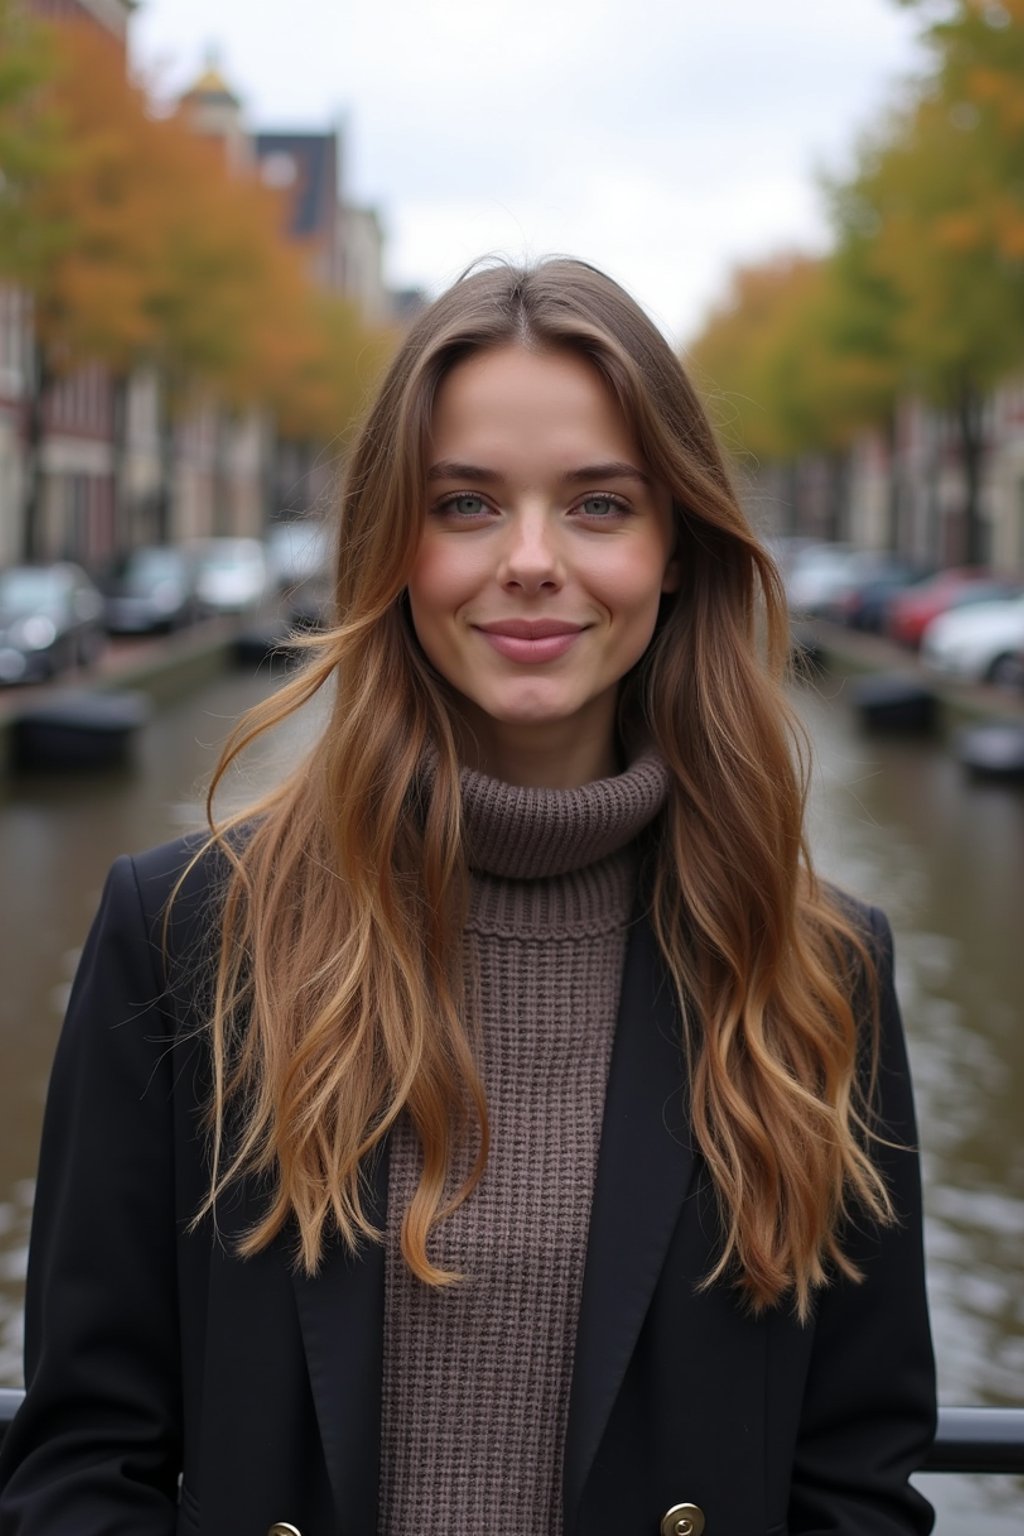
[377,751,669,1536]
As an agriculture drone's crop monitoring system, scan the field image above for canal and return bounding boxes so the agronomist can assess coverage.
[0,659,1021,1531]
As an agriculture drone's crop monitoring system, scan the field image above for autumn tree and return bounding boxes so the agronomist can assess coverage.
[0,0,63,279]
[0,0,71,558]
[823,145,911,552]
[4,16,386,551]
[272,290,392,447]
[3,21,193,551]
[831,0,1024,559]
[134,114,319,534]
[688,254,886,536]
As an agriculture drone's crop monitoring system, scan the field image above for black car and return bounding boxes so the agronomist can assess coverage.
[102,545,201,635]
[822,556,934,632]
[0,563,106,684]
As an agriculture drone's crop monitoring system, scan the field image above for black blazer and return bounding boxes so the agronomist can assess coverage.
[0,836,936,1536]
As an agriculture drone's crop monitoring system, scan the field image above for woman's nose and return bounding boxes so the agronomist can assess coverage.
[498,511,564,593]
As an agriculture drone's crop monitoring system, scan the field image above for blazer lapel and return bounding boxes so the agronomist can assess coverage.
[290,1139,390,1535]
[563,910,699,1529]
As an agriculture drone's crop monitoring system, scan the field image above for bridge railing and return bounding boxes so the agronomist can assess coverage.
[0,1389,1022,1475]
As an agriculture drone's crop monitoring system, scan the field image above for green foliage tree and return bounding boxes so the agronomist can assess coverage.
[0,0,69,558]
[832,0,1024,559]
[0,0,62,281]
[689,1,1024,561]
[823,131,915,553]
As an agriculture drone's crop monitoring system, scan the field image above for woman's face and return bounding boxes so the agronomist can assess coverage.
[407,343,679,785]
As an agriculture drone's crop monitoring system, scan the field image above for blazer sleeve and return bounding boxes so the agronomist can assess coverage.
[0,856,183,1534]
[786,904,937,1535]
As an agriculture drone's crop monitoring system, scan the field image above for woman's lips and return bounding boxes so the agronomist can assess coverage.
[475,622,585,663]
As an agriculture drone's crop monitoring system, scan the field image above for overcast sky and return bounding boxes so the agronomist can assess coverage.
[131,0,926,343]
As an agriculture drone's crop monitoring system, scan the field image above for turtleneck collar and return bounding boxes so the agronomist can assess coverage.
[459,748,669,880]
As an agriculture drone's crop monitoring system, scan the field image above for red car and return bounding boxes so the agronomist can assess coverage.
[886,568,1022,648]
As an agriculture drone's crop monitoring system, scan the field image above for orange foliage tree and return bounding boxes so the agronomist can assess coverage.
[687,1,1024,558]
[272,291,393,448]
[830,0,1024,558]
[687,254,888,536]
[3,15,390,552]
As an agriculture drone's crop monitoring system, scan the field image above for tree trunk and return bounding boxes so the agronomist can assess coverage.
[111,371,130,556]
[262,416,279,527]
[826,449,850,543]
[955,381,985,566]
[21,337,53,563]
[782,461,800,536]
[883,408,900,554]
[214,407,232,536]
[155,381,174,545]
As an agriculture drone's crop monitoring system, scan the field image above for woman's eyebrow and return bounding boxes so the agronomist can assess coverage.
[426,460,652,485]
[427,461,503,483]
[563,462,652,485]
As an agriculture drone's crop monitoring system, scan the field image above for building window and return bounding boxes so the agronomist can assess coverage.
[261,152,298,188]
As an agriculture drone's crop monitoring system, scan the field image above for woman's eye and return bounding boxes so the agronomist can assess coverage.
[578,494,626,519]
[440,493,488,518]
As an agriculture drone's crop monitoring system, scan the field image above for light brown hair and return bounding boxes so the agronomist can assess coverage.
[190,258,892,1319]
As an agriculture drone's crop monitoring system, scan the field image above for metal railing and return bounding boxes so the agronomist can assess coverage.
[0,1389,1021,1475]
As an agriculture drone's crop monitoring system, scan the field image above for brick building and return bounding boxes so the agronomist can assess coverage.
[0,0,137,567]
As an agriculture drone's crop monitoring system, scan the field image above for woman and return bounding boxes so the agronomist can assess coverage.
[0,259,936,1536]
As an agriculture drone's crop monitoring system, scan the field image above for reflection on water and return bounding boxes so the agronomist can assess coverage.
[0,662,1021,1529]
[797,672,1024,1532]
[0,667,326,1385]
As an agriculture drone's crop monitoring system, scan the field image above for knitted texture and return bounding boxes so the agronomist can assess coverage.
[377,752,669,1536]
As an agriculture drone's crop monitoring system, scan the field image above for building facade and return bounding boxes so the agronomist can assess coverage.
[751,383,1024,575]
[1,0,137,568]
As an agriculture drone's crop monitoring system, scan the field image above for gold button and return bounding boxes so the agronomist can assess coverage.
[660,1503,705,1536]
[267,1525,302,1536]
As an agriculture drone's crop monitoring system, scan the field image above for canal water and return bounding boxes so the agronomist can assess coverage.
[0,661,1021,1531]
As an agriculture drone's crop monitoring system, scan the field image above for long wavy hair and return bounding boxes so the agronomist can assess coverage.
[188,257,892,1320]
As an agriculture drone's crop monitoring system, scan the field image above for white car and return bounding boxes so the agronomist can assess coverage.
[783,543,860,617]
[194,538,269,615]
[265,520,332,591]
[921,592,1024,686]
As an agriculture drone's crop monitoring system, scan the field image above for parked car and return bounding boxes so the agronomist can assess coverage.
[0,562,105,684]
[194,538,269,615]
[783,543,861,617]
[1003,644,1024,692]
[886,569,1022,649]
[265,520,333,629]
[265,519,332,591]
[102,545,201,635]
[821,556,934,632]
[921,592,1024,686]
[761,534,817,582]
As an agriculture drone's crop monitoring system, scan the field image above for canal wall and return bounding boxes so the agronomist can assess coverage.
[801,619,1024,732]
[0,622,241,775]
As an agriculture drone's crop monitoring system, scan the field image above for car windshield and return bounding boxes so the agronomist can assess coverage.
[953,583,1021,607]
[798,548,853,572]
[200,542,261,570]
[0,568,65,615]
[119,550,183,589]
